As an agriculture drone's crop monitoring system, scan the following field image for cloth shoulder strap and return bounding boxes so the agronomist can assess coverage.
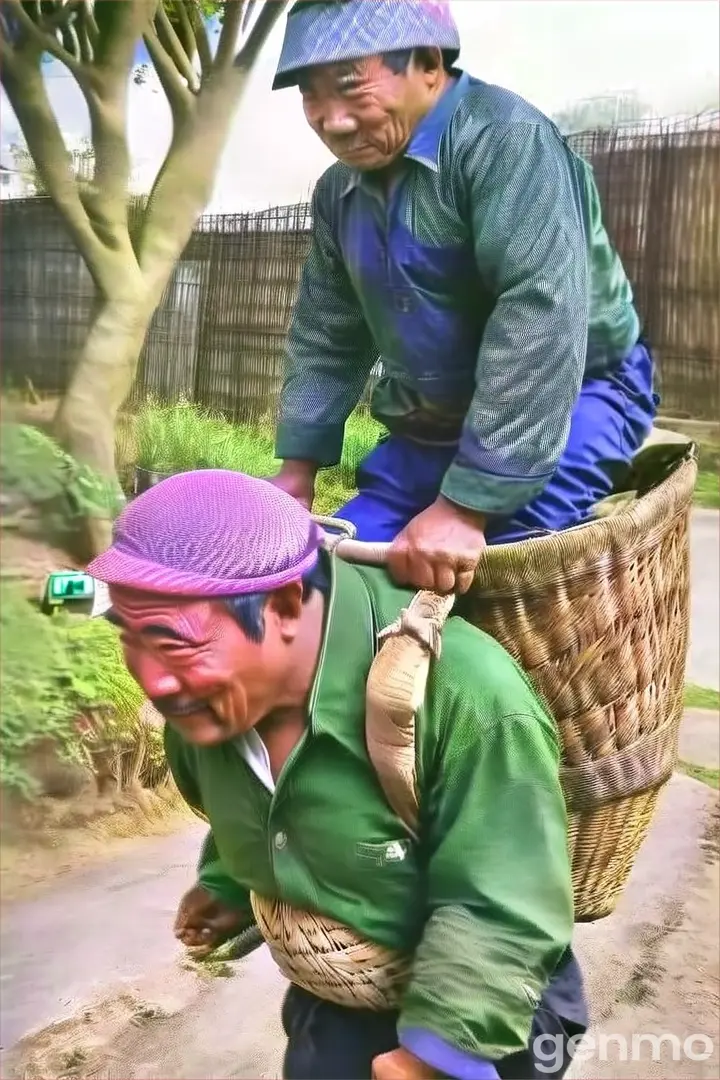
[350,563,455,841]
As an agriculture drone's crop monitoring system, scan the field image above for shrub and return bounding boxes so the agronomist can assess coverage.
[0,423,164,799]
[1,405,385,798]
[0,579,165,798]
[0,581,80,796]
[1,422,124,532]
[64,616,167,792]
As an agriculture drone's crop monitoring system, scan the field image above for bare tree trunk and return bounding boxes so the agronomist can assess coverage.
[2,0,292,560]
[54,278,162,556]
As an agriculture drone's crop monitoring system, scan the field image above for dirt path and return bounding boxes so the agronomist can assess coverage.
[2,775,717,1080]
[0,826,208,1052]
[567,792,719,1079]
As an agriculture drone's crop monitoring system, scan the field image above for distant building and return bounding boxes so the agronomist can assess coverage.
[0,163,25,200]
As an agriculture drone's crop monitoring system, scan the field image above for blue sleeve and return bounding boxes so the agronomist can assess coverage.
[441,120,589,516]
[275,172,379,466]
[400,1028,500,1079]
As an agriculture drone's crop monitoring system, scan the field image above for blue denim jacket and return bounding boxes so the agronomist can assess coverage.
[276,71,640,516]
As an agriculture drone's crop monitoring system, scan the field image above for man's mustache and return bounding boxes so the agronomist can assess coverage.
[150,695,211,719]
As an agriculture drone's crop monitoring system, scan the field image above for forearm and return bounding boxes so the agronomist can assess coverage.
[400,1026,500,1079]
[275,378,356,467]
[444,121,588,518]
[275,184,378,466]
[197,830,252,913]
[275,339,377,466]
[399,893,569,1062]
[164,730,251,915]
[404,650,575,1064]
[441,273,587,519]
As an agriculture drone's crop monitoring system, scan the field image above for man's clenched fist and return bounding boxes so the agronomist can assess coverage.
[174,883,249,957]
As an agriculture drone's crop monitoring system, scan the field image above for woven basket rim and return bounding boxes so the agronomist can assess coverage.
[471,446,698,591]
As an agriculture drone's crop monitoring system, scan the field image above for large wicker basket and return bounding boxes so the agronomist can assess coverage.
[459,441,698,921]
[250,443,698,1008]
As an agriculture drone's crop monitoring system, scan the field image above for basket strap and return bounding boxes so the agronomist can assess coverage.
[314,522,455,839]
[365,590,455,840]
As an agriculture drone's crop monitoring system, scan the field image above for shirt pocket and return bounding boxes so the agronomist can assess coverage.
[355,838,413,868]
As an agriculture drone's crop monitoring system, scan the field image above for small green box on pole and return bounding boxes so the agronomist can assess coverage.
[42,571,96,614]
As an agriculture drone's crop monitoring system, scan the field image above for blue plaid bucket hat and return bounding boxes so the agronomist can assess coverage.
[272,0,461,90]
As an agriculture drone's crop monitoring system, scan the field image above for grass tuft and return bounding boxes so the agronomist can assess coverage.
[693,470,720,510]
[683,684,720,712]
[677,761,720,789]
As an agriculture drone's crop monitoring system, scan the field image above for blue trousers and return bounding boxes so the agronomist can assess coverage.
[336,341,657,544]
[282,951,589,1079]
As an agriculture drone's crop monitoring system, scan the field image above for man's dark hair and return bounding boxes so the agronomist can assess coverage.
[382,47,459,76]
[224,552,330,643]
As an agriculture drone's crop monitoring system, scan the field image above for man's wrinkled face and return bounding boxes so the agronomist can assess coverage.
[298,51,444,170]
[106,586,300,747]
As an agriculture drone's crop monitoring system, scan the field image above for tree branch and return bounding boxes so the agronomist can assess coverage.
[187,0,211,77]
[0,48,127,298]
[44,1,85,32]
[137,76,243,282]
[154,4,199,92]
[67,2,156,258]
[171,0,202,74]
[143,22,196,123]
[93,0,156,80]
[234,0,288,72]
[74,8,94,63]
[4,0,84,75]
[0,29,19,76]
[80,0,99,47]
[5,1,153,282]
[241,1,259,32]
[138,1,289,277]
[213,0,243,71]
[59,19,81,62]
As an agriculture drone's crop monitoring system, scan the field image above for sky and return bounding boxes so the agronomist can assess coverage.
[1,0,718,211]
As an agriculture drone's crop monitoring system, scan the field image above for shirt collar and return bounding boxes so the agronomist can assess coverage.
[307,553,378,737]
[340,69,471,198]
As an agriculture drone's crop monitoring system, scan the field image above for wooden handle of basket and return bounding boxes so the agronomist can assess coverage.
[332,537,392,565]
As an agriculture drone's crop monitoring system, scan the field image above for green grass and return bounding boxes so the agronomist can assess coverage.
[680,686,719,789]
[119,398,385,516]
[693,470,720,510]
[684,684,720,712]
[678,761,720,789]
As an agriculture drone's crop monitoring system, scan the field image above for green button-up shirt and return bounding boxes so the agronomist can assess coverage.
[165,555,574,1061]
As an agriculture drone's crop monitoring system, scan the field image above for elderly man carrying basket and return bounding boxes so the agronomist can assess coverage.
[89,469,589,1080]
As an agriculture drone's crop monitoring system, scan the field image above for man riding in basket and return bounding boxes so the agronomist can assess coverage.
[88,470,589,1080]
[268,0,658,594]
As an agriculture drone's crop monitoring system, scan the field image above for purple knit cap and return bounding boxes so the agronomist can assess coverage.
[87,470,323,597]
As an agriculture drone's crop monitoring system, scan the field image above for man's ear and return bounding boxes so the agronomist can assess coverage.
[414,45,443,77]
[266,581,305,639]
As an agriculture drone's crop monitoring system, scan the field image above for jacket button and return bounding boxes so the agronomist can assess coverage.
[274,830,288,850]
[394,291,415,314]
